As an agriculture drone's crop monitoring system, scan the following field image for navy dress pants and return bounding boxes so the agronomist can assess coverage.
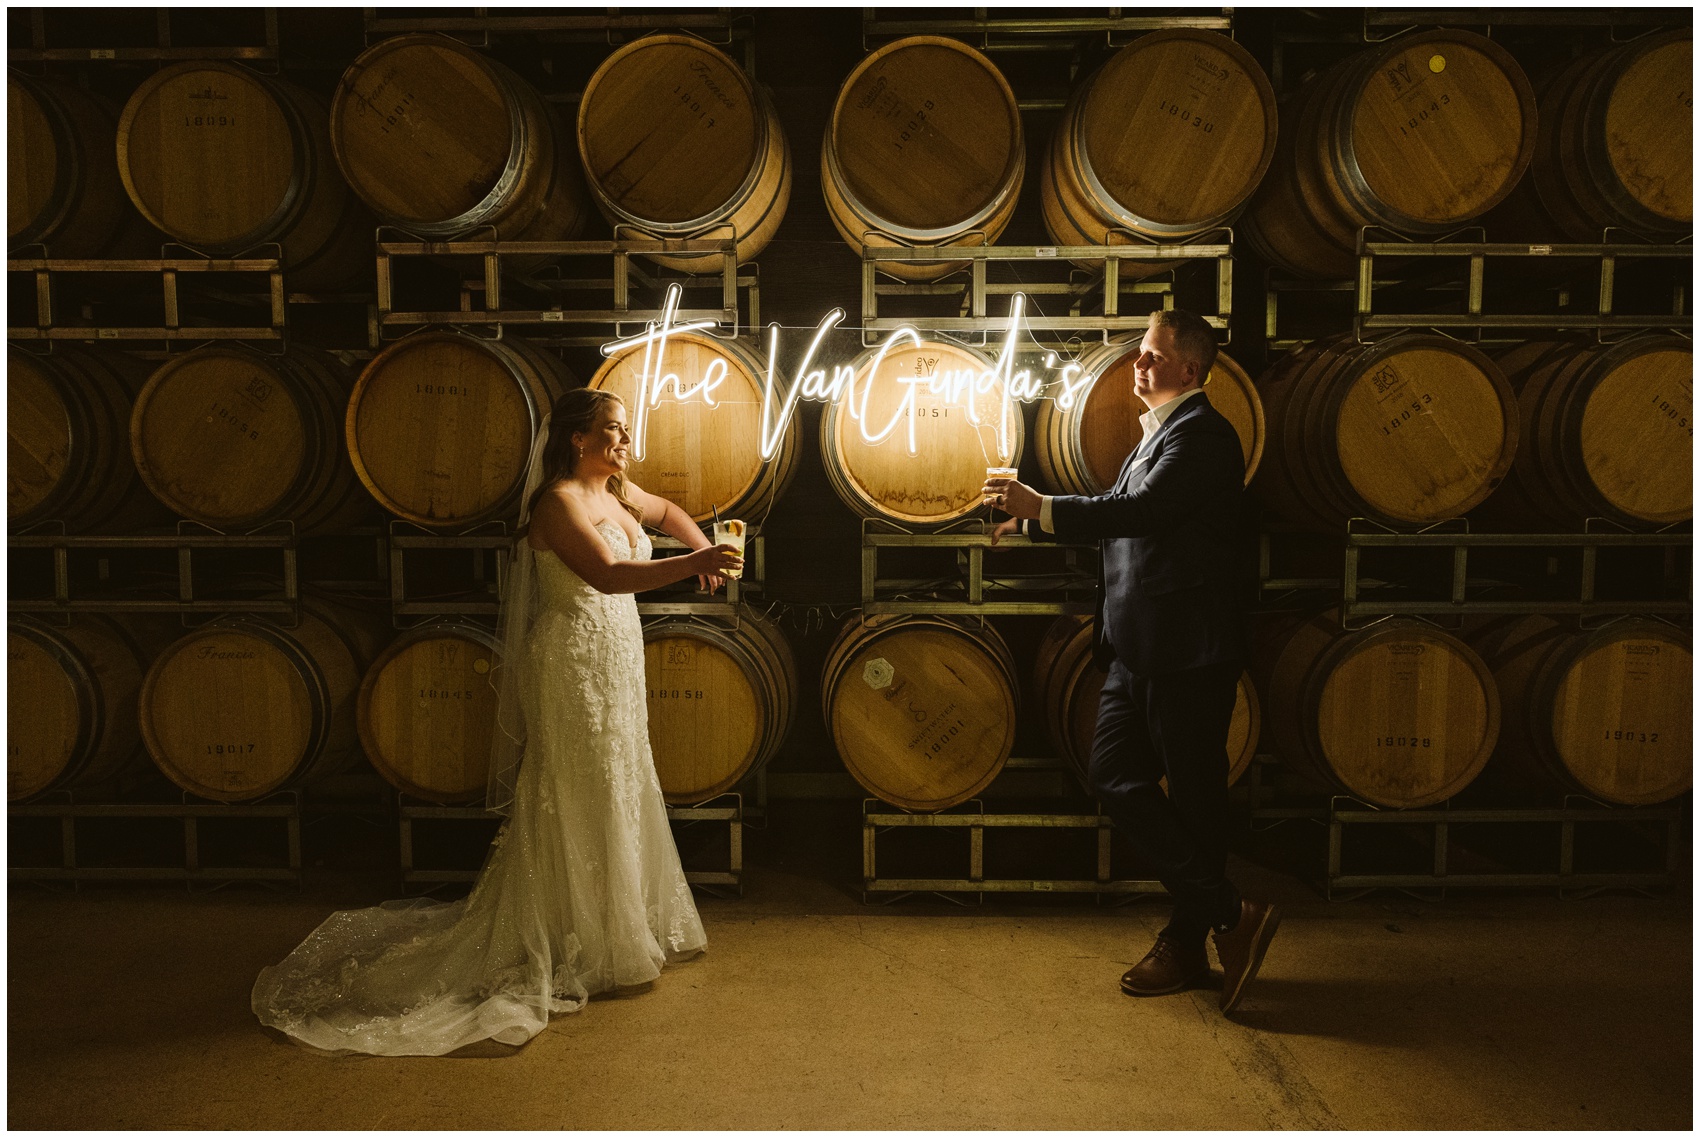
[1089,658,1243,938]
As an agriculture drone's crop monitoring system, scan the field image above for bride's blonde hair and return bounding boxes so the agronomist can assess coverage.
[519,389,646,537]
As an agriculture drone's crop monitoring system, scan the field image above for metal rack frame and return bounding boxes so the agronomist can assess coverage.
[858,520,1097,617]
[860,8,1231,49]
[8,254,287,343]
[8,522,299,617]
[383,522,764,622]
[1320,795,1687,900]
[860,240,1232,348]
[8,7,280,63]
[360,8,755,71]
[1264,232,1692,351]
[1257,520,1692,626]
[861,798,1165,901]
[374,234,758,346]
[9,791,302,886]
[398,794,745,894]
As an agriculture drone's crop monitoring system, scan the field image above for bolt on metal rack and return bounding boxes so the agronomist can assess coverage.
[860,240,1232,350]
[374,232,758,347]
[861,799,1165,902]
[8,522,300,617]
[1256,521,1691,626]
[8,253,287,343]
[1264,230,1692,352]
[859,519,1096,617]
[398,794,745,895]
[8,7,280,63]
[9,790,303,887]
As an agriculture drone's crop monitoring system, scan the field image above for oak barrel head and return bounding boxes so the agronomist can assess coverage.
[1549,623,1691,805]
[830,36,1020,234]
[589,333,776,521]
[1077,30,1277,231]
[358,625,498,805]
[821,339,1023,525]
[7,625,86,800]
[579,36,760,226]
[117,62,299,249]
[331,36,517,226]
[130,348,309,526]
[8,72,62,245]
[8,350,72,522]
[825,618,1017,813]
[1576,342,1692,525]
[1600,32,1692,229]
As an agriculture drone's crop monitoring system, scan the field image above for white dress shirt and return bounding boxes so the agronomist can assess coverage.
[1037,385,1209,533]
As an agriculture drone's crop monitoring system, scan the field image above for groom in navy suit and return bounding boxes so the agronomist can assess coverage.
[985,308,1279,1015]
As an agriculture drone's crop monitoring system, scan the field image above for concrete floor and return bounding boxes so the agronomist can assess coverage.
[7,808,1692,1130]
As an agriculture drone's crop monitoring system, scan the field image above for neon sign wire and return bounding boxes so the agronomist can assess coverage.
[600,283,1095,464]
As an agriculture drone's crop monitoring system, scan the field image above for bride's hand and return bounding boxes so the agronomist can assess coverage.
[697,571,726,594]
[689,543,743,584]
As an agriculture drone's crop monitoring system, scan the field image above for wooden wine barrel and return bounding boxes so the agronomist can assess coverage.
[10,345,165,532]
[130,344,368,532]
[1041,30,1276,262]
[7,615,170,801]
[1034,339,1264,494]
[643,605,797,804]
[1530,30,1690,241]
[139,599,387,802]
[357,619,500,805]
[330,34,591,246]
[819,337,1025,526]
[822,615,1019,812]
[116,61,373,288]
[578,34,791,272]
[1034,615,1259,795]
[1253,333,1518,530]
[588,331,797,522]
[823,36,1023,283]
[1257,613,1499,808]
[1475,337,1691,528]
[1244,29,1537,278]
[1472,615,1690,805]
[8,71,133,256]
[347,332,571,528]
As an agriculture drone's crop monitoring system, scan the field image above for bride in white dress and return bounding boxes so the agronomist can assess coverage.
[252,389,743,1056]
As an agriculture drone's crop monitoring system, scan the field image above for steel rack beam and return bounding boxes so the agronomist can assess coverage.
[860,241,1232,347]
[8,527,299,616]
[859,528,1098,616]
[9,793,302,885]
[861,8,1232,47]
[374,234,757,345]
[1321,797,1686,900]
[8,255,287,342]
[862,799,1166,900]
[9,8,279,63]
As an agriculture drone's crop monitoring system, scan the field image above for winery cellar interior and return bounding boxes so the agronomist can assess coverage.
[5,5,1691,1128]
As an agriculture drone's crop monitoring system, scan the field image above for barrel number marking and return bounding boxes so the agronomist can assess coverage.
[1397,93,1452,137]
[1380,392,1434,436]
[209,400,261,442]
[1376,736,1433,747]
[1603,729,1661,744]
[415,384,469,396]
[649,688,705,699]
[892,99,936,153]
[205,743,258,754]
[1649,393,1692,438]
[1158,99,1215,134]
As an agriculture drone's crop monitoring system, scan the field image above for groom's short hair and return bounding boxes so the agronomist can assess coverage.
[1149,309,1219,383]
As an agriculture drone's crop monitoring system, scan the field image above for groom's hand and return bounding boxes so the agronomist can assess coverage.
[982,475,1042,520]
[987,517,1022,547]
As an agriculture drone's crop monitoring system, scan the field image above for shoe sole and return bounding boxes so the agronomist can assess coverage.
[1220,906,1282,1014]
[1120,972,1207,998]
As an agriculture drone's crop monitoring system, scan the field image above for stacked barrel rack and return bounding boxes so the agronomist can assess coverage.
[6,7,1691,899]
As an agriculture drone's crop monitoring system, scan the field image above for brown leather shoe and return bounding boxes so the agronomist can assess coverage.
[1120,934,1209,996]
[1213,898,1281,1013]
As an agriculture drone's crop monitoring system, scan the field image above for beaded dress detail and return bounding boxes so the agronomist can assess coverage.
[252,522,705,1056]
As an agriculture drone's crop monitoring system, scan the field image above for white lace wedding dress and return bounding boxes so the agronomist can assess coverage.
[252,522,706,1056]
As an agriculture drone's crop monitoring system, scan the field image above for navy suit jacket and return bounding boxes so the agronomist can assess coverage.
[1026,393,1250,676]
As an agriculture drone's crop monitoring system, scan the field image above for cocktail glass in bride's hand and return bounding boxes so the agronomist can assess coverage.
[711,519,746,580]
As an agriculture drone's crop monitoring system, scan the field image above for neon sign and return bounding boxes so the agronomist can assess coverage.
[600,284,1098,464]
